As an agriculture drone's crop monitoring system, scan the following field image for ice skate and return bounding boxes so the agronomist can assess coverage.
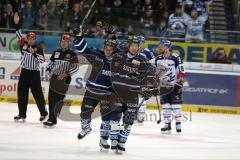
[176,122,182,133]
[14,116,26,123]
[43,120,56,128]
[39,112,48,122]
[161,122,171,134]
[39,116,47,122]
[110,140,118,151]
[116,143,125,154]
[77,127,92,140]
[137,113,145,125]
[137,115,145,126]
[99,138,110,152]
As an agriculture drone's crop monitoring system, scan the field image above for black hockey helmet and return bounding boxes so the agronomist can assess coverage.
[104,38,117,48]
[128,35,140,45]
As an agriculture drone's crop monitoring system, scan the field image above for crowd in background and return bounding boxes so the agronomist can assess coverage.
[0,0,212,42]
[0,0,233,64]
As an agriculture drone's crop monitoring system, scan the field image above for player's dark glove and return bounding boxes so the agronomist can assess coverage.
[104,23,117,34]
[174,79,184,92]
[72,25,83,37]
[128,73,145,82]
[142,88,153,100]
[146,65,156,75]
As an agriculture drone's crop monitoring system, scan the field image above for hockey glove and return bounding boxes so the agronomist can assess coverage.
[142,88,153,100]
[174,78,184,92]
[72,25,83,37]
[104,23,117,34]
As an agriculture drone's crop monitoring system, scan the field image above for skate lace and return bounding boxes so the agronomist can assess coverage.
[80,128,91,136]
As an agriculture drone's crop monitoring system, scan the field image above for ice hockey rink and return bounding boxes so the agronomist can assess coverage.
[0,102,240,160]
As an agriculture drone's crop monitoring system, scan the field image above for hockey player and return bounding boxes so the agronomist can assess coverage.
[72,27,122,151]
[151,40,185,133]
[43,33,79,127]
[137,35,155,124]
[138,35,155,60]
[111,36,151,153]
[13,13,48,122]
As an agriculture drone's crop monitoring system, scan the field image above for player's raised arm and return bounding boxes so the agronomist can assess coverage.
[14,12,26,49]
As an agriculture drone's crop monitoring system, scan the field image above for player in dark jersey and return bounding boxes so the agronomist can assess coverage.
[110,36,152,153]
[73,31,121,150]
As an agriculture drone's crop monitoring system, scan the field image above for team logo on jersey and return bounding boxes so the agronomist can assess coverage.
[54,52,60,58]
[102,70,111,76]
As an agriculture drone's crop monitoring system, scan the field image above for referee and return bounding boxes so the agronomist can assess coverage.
[43,33,79,127]
[13,13,48,122]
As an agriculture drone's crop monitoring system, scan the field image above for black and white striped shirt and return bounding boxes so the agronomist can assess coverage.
[16,29,44,71]
[46,49,79,75]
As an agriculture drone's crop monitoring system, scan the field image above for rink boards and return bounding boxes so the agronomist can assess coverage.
[1,60,240,115]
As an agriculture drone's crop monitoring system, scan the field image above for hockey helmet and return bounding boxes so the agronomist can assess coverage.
[128,36,139,45]
[159,39,171,49]
[137,35,146,42]
[117,39,129,52]
[104,38,117,48]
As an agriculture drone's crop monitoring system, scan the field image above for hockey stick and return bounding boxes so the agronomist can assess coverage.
[138,97,146,108]
[156,96,161,124]
[80,0,97,29]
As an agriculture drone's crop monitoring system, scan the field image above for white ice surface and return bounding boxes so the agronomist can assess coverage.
[0,102,240,160]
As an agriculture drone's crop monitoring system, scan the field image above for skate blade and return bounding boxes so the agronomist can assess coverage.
[14,119,26,123]
[111,148,117,152]
[115,149,124,154]
[161,130,171,134]
[100,147,109,153]
[43,125,55,129]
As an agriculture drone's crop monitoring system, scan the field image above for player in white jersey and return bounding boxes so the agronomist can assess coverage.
[151,40,185,133]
